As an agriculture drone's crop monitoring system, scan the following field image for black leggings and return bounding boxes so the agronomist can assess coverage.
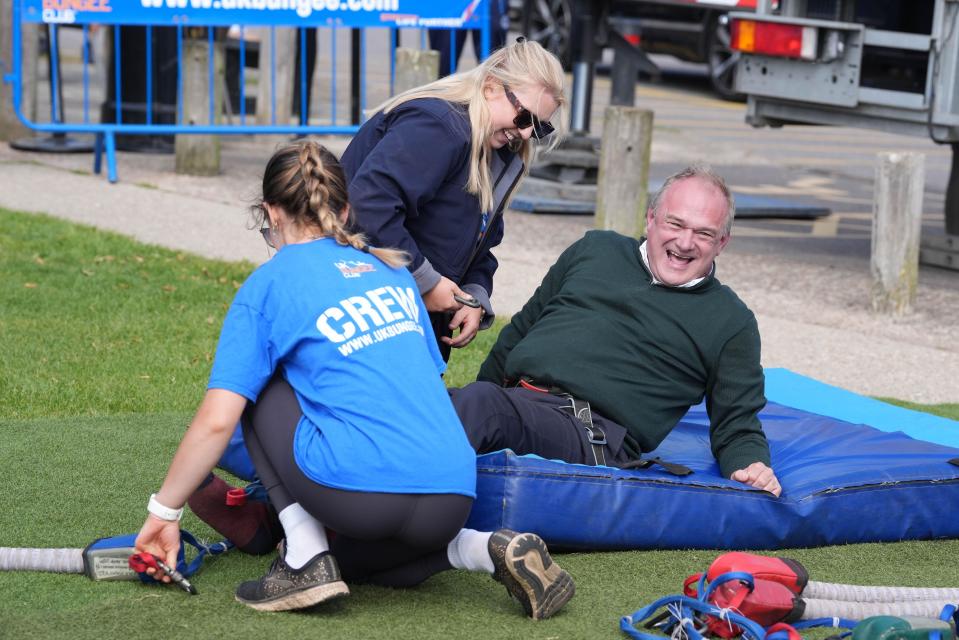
[241,376,473,587]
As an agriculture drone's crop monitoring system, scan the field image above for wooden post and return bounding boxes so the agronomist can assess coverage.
[595,106,654,237]
[255,27,296,126]
[393,47,439,95]
[0,0,31,140]
[946,143,959,236]
[175,29,224,176]
[871,152,925,315]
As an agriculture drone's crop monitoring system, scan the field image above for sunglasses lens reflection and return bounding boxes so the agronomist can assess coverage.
[260,226,274,248]
[534,120,555,139]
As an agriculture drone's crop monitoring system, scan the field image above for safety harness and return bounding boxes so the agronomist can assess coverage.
[518,378,608,466]
[515,377,693,475]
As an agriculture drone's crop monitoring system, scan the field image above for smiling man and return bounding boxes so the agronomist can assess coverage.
[450,166,781,497]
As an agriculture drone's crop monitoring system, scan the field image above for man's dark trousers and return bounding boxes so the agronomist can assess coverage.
[448,382,633,466]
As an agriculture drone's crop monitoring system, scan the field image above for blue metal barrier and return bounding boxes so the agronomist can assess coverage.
[4,0,491,182]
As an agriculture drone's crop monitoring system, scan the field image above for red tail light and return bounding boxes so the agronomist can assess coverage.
[730,19,818,60]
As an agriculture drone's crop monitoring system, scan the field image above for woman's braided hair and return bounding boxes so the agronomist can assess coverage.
[254,139,408,268]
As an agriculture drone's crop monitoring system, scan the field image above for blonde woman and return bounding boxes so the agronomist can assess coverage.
[136,140,575,617]
[341,38,567,361]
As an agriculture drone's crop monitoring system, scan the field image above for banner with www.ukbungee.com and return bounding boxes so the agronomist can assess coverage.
[23,0,488,28]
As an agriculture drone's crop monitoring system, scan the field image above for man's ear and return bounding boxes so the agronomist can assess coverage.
[717,233,732,254]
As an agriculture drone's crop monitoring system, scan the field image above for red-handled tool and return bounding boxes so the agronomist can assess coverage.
[128,552,197,595]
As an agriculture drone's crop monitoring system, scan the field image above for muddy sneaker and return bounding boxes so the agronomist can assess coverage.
[235,542,349,612]
[488,529,575,620]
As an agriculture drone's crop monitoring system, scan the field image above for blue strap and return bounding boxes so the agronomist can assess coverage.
[622,568,860,640]
[621,594,768,640]
[131,530,232,585]
[179,530,233,578]
[792,618,856,631]
[620,594,701,640]
[243,479,270,503]
[702,571,756,602]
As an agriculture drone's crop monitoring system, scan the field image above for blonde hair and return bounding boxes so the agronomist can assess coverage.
[374,39,568,212]
[253,139,409,268]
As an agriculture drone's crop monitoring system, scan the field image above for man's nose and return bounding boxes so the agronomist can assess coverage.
[675,228,696,249]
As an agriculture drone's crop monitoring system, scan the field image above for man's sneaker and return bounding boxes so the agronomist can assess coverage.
[488,529,575,620]
[235,542,349,612]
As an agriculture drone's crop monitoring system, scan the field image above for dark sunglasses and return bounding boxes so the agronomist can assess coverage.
[260,221,277,249]
[502,85,554,140]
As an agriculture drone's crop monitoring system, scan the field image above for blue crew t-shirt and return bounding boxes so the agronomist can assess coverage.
[208,239,476,498]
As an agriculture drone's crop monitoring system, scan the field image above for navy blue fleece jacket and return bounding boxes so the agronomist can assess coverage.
[341,98,514,317]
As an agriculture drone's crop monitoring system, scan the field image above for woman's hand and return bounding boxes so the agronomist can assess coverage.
[131,388,247,582]
[422,277,469,314]
[443,305,484,348]
[134,515,182,583]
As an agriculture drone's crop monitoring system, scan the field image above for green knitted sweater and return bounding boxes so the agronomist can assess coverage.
[478,230,770,477]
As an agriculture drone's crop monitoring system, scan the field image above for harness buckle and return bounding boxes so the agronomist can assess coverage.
[572,402,607,445]
[566,396,607,466]
[585,429,607,446]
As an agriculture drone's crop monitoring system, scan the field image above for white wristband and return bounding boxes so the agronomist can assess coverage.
[148,493,183,522]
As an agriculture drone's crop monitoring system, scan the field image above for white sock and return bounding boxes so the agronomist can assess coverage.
[446,529,494,574]
[278,503,329,569]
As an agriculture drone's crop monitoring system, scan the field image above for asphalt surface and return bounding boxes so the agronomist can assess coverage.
[3,45,958,404]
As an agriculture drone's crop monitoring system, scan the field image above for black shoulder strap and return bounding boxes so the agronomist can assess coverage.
[459,153,524,282]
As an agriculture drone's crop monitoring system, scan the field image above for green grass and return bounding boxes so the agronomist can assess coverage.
[0,209,491,419]
[879,399,959,421]
[2,207,959,639]
[0,209,254,419]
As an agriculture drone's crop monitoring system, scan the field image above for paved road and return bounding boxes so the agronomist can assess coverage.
[29,28,957,259]
[624,64,952,259]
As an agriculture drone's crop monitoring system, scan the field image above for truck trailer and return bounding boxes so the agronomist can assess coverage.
[729,0,959,268]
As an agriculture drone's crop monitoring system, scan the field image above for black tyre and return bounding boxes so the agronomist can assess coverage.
[706,13,745,101]
[521,0,573,69]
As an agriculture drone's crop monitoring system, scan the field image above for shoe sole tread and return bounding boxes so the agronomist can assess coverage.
[504,533,575,620]
[236,579,350,612]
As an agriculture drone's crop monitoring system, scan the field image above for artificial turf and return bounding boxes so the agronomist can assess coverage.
[2,208,958,639]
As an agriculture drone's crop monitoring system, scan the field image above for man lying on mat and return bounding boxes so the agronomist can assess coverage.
[449,165,781,497]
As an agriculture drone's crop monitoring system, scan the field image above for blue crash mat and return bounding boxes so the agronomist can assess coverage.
[464,400,959,550]
[764,368,959,448]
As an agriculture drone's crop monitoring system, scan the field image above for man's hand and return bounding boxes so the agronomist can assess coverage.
[730,462,781,497]
[443,305,484,348]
